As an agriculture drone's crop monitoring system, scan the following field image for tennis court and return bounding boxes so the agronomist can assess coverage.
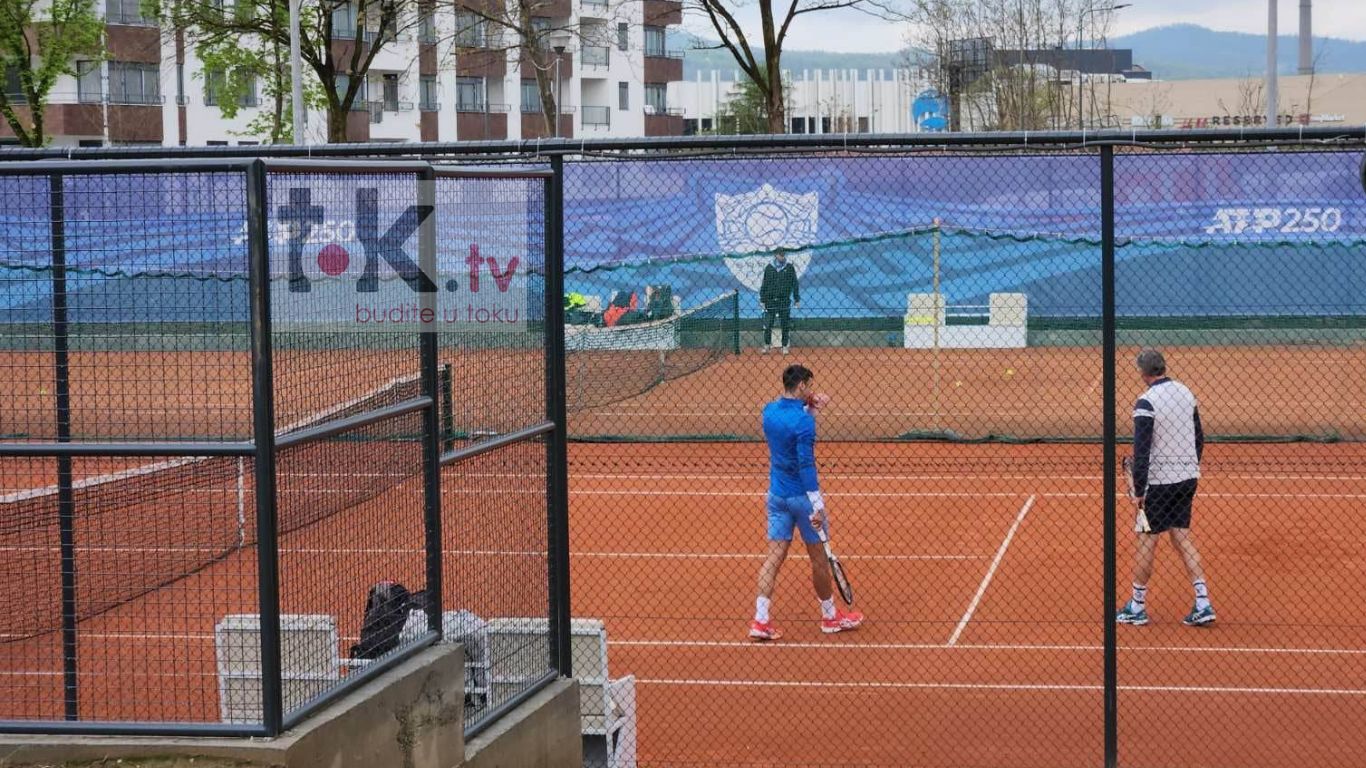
[4,140,1365,767]
[556,346,1366,767]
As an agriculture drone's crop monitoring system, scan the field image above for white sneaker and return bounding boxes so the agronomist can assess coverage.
[759,346,769,354]
[781,346,790,355]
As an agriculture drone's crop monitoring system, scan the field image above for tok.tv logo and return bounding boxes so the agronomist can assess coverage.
[274,185,527,332]
[280,186,434,295]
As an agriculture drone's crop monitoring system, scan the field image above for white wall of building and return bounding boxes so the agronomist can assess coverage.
[672,68,930,134]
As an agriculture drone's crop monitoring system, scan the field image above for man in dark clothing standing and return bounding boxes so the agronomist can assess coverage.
[758,249,800,355]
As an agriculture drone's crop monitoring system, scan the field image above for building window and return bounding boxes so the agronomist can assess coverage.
[700,117,712,132]
[644,83,666,113]
[520,80,541,113]
[106,0,151,25]
[616,22,628,51]
[858,116,869,132]
[454,11,484,47]
[206,140,229,146]
[419,76,439,111]
[3,65,24,104]
[791,116,806,133]
[76,61,102,103]
[336,74,368,109]
[381,73,399,110]
[205,69,258,107]
[456,77,485,111]
[78,139,104,147]
[618,82,628,111]
[418,9,437,43]
[331,1,357,38]
[644,26,665,57]
[109,62,160,105]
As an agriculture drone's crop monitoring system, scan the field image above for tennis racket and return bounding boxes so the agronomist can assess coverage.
[1121,455,1152,533]
[815,523,855,605]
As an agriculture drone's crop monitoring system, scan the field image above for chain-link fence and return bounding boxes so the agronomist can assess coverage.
[3,133,1365,768]
[552,143,1366,768]
[0,159,562,738]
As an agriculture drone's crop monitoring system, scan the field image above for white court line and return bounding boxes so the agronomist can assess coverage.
[948,495,1035,647]
[4,632,1361,661]
[0,545,983,562]
[469,472,1366,483]
[636,678,1366,696]
[611,639,1366,656]
[550,489,1366,501]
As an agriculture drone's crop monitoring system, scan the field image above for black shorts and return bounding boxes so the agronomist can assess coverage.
[1144,478,1198,534]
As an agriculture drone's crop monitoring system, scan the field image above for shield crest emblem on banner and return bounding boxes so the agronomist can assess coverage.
[714,184,818,291]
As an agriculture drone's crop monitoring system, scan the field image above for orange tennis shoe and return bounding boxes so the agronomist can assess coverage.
[821,609,864,634]
[748,620,783,641]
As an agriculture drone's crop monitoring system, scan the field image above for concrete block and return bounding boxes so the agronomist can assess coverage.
[463,679,582,768]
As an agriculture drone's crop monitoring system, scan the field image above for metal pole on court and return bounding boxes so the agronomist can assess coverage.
[1101,144,1119,768]
[50,173,79,721]
[544,157,572,677]
[290,0,305,144]
[246,160,284,735]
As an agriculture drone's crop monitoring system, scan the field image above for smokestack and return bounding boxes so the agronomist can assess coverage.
[1267,0,1278,127]
[1299,0,1313,75]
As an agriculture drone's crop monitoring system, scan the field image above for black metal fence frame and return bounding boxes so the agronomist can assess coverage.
[0,158,568,739]
[3,129,1364,765]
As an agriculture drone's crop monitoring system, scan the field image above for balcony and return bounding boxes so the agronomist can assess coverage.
[0,93,104,139]
[521,112,572,139]
[457,105,510,140]
[642,0,682,25]
[457,48,508,80]
[580,0,609,17]
[581,105,610,129]
[581,45,609,69]
[643,50,683,82]
[529,0,572,18]
[520,50,572,79]
[644,107,683,136]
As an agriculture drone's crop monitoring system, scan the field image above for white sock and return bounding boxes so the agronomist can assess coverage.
[755,596,771,623]
[819,597,837,620]
[1193,580,1210,611]
[1130,583,1148,610]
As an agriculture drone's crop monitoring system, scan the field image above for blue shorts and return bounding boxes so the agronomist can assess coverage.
[766,493,822,544]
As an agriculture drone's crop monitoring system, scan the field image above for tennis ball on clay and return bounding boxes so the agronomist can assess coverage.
[954,380,963,388]
[38,386,47,395]
[1004,368,1015,377]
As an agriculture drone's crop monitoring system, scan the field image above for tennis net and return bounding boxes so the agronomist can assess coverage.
[0,365,452,642]
[565,291,739,413]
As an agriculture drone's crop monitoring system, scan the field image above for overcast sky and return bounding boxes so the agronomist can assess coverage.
[682,0,1366,54]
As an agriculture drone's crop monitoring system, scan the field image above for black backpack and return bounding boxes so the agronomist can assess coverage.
[349,581,413,660]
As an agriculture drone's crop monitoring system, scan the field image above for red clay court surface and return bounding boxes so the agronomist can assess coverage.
[3,345,1366,766]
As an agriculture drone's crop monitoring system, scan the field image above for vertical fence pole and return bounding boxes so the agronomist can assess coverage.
[730,289,740,354]
[418,166,444,634]
[49,173,78,721]
[1101,144,1119,768]
[544,159,572,678]
[246,160,284,736]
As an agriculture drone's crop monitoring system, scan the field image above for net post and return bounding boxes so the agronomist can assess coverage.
[418,165,444,634]
[245,159,284,737]
[439,363,455,452]
[1101,144,1119,768]
[730,290,740,354]
[931,217,942,432]
[49,172,79,722]
[544,157,573,678]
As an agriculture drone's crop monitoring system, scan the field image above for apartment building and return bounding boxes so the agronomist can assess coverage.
[0,0,684,146]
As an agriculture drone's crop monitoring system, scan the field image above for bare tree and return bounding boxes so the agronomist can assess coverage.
[687,0,902,133]
[905,0,1120,131]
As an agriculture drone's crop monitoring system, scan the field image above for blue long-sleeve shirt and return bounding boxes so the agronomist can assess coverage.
[762,397,819,496]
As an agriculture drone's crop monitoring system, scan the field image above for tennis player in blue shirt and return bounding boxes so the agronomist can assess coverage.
[749,364,865,640]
